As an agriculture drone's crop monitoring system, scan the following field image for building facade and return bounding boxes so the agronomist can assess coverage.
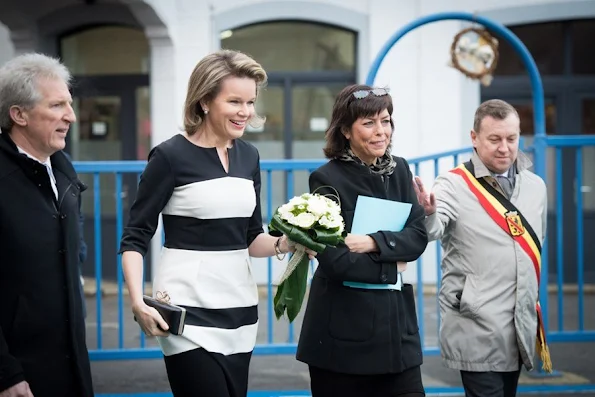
[1,0,593,284]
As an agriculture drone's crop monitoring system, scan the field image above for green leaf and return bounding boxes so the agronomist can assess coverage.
[311,227,343,246]
[273,255,310,323]
[269,213,326,253]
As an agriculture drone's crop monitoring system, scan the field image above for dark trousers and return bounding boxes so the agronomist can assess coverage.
[309,365,425,397]
[164,348,248,397]
[460,369,522,397]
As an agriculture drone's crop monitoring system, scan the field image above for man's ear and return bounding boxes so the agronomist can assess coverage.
[470,129,478,148]
[9,105,28,127]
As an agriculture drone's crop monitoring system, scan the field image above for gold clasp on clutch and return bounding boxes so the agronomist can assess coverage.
[155,290,171,305]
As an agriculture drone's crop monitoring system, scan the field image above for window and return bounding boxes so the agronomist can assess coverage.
[494,22,565,76]
[221,21,356,72]
[513,103,557,135]
[572,20,595,75]
[61,26,149,75]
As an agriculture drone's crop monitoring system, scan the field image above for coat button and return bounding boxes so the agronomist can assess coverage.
[389,241,396,247]
[380,274,388,282]
[60,214,67,219]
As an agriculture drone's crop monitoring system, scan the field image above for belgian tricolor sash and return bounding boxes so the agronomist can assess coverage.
[450,161,553,373]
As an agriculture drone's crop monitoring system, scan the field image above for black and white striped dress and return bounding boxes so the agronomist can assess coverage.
[120,134,263,395]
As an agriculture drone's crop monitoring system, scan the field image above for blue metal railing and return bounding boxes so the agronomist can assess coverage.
[75,140,594,394]
[543,135,595,343]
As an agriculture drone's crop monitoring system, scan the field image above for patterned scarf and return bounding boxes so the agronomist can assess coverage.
[337,148,396,176]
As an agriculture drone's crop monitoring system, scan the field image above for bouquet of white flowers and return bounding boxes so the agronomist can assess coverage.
[269,192,345,322]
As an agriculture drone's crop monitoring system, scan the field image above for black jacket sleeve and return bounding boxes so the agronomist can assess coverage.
[0,326,25,392]
[368,158,428,263]
[119,146,175,256]
[309,169,398,284]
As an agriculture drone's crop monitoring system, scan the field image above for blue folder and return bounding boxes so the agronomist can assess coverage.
[344,195,412,291]
[351,195,412,235]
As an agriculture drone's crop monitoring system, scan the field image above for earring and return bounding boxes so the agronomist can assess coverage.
[203,109,209,115]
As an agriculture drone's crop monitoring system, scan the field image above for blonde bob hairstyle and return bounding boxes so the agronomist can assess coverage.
[183,50,268,136]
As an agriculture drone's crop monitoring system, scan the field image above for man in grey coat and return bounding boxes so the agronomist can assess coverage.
[414,99,550,397]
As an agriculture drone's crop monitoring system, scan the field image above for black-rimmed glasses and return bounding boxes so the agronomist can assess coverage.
[352,88,390,99]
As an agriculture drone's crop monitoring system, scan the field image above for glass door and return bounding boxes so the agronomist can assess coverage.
[291,84,345,201]
[70,83,151,281]
[579,97,595,210]
[71,95,123,217]
[577,95,595,283]
[242,86,285,218]
[60,24,151,281]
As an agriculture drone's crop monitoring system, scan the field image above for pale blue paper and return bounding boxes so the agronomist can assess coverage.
[344,196,412,291]
[350,195,412,235]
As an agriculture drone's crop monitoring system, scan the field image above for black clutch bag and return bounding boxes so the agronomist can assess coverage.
[141,294,187,335]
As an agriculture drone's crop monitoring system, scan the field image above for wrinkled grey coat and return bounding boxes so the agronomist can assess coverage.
[425,151,547,372]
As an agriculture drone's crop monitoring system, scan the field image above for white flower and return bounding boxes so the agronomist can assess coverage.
[288,196,307,208]
[288,212,317,229]
[278,203,294,221]
[318,214,345,233]
[317,215,333,228]
[305,195,329,218]
[315,195,341,216]
[327,201,342,217]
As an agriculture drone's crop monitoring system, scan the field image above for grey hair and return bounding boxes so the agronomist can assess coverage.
[0,53,72,130]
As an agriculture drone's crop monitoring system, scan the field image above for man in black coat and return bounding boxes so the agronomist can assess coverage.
[0,54,94,397]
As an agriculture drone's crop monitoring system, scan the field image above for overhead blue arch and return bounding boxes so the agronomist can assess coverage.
[365,11,546,180]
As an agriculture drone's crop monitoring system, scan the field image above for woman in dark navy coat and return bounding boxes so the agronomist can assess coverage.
[297,84,428,397]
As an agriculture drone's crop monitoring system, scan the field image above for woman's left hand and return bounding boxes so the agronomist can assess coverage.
[345,233,379,254]
[278,235,318,260]
[397,262,408,273]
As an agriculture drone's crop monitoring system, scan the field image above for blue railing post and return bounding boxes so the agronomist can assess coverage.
[412,163,425,350]
[286,170,295,344]
[115,173,125,349]
[266,170,274,344]
[433,159,442,342]
[576,149,585,331]
[555,148,565,332]
[93,173,103,350]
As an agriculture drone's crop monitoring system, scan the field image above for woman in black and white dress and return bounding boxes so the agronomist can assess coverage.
[119,50,312,397]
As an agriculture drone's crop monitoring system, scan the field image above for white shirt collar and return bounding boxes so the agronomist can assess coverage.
[16,146,58,199]
[16,146,52,169]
